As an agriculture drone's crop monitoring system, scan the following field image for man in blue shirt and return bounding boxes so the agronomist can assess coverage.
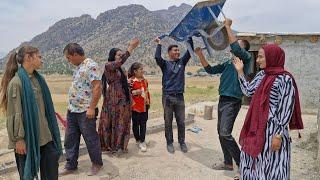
[154,37,193,154]
[195,19,251,174]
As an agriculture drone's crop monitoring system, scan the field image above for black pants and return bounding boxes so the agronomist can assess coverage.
[132,110,148,142]
[217,96,242,166]
[15,141,60,180]
[64,108,103,170]
[162,93,185,145]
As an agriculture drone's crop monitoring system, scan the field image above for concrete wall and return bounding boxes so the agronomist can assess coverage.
[240,35,320,112]
[281,40,320,111]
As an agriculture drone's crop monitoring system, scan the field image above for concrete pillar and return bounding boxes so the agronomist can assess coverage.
[204,105,213,120]
[317,104,320,170]
[187,113,195,121]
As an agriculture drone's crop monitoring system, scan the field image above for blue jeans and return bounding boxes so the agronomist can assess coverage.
[64,108,103,170]
[218,96,242,166]
[162,93,185,145]
[15,141,60,180]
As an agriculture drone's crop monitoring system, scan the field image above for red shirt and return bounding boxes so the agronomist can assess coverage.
[128,77,150,112]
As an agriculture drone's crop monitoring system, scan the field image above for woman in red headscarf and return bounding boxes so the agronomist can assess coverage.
[233,44,303,180]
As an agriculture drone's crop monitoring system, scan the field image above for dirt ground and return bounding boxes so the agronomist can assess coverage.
[1,102,319,180]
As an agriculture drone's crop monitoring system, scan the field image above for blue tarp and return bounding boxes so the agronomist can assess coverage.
[167,0,226,42]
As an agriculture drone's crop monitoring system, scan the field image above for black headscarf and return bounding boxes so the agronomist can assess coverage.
[102,48,130,103]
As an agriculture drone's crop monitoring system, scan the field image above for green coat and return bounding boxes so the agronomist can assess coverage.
[204,42,252,100]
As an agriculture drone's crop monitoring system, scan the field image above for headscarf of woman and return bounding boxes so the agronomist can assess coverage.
[102,48,130,102]
[239,44,303,158]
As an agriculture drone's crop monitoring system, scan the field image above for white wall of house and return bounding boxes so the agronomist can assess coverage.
[281,39,320,111]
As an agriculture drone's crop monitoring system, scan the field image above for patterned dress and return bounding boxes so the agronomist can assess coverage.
[98,51,131,152]
[239,70,295,180]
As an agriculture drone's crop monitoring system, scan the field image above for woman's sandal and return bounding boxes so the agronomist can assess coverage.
[211,163,234,171]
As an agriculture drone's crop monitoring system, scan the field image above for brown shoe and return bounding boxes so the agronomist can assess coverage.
[87,164,103,176]
[59,168,76,176]
[211,163,234,171]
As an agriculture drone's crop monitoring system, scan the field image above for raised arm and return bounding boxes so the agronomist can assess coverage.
[233,57,265,97]
[106,38,139,71]
[181,37,194,65]
[224,19,252,64]
[154,37,165,69]
[224,18,237,45]
[195,47,225,75]
[230,42,252,64]
[105,52,129,71]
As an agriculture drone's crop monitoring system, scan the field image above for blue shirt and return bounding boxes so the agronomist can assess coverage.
[155,38,194,95]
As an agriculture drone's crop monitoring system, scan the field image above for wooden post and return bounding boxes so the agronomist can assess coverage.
[317,93,320,171]
[187,113,195,122]
[317,103,320,170]
[204,105,213,120]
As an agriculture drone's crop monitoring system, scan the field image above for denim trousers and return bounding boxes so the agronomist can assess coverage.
[64,108,103,170]
[162,93,185,145]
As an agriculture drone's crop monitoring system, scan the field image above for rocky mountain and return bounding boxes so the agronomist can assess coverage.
[0,52,6,59]
[0,3,214,74]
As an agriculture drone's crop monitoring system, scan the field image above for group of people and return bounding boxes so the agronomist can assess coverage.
[0,18,303,180]
[194,19,303,180]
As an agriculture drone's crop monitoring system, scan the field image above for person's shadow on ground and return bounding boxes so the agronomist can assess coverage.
[60,159,120,179]
[183,142,238,178]
[102,140,158,159]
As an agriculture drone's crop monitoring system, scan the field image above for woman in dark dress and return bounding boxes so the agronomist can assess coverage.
[98,38,140,154]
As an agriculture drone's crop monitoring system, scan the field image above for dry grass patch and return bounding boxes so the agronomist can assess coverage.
[0,75,220,126]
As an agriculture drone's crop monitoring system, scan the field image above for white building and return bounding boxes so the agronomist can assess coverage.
[237,32,320,113]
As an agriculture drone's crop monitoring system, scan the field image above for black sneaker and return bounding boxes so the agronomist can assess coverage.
[167,144,175,154]
[180,143,188,153]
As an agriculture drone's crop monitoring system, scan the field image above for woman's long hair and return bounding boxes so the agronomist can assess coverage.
[102,48,130,102]
[0,46,39,113]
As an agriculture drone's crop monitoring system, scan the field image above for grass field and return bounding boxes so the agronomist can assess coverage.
[0,74,220,129]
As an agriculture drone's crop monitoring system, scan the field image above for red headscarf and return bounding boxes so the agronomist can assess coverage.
[239,44,303,158]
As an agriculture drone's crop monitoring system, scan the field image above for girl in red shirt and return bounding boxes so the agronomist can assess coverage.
[128,62,150,152]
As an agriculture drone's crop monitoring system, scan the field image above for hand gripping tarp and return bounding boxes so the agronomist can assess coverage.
[159,0,228,60]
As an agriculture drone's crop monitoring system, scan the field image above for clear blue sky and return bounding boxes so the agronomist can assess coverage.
[0,0,319,53]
